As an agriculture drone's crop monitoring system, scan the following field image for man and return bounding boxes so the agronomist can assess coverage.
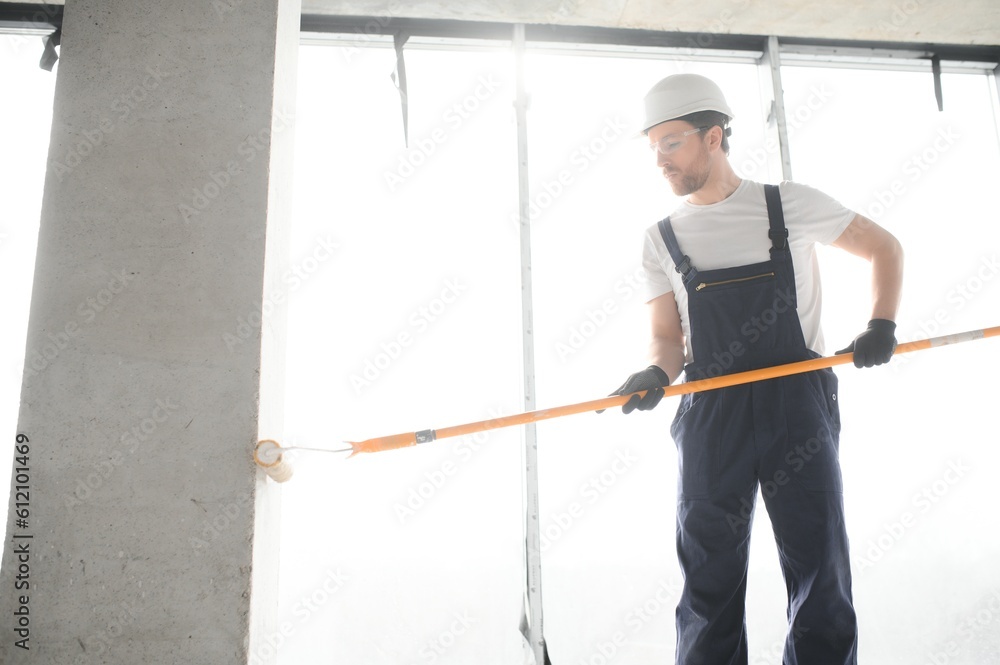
[610,73,904,664]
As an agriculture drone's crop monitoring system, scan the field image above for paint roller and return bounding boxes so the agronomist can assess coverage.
[254,439,294,483]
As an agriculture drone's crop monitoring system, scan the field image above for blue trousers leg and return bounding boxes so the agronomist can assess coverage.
[758,370,858,665]
[673,386,758,665]
[675,490,757,665]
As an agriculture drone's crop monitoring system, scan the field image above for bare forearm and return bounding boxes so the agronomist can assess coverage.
[832,215,904,322]
[870,235,904,321]
[650,335,686,385]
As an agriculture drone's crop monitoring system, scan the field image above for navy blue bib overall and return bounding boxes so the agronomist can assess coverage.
[658,185,857,665]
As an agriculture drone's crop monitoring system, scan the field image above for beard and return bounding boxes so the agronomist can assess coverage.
[665,142,712,197]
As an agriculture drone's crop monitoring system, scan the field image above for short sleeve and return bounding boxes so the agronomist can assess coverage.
[779,181,856,245]
[642,227,674,302]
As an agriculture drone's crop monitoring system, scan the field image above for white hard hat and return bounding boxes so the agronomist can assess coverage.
[640,73,735,134]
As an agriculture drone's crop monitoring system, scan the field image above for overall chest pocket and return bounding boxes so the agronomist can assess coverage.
[687,266,791,362]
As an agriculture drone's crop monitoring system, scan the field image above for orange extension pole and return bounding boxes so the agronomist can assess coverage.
[341,325,999,456]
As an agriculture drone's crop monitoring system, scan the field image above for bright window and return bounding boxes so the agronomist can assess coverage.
[0,35,55,531]
[278,43,526,663]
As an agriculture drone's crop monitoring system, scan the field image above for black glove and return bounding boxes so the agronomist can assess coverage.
[606,365,671,414]
[835,319,897,368]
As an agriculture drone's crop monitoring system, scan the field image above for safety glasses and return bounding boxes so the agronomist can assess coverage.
[648,126,708,155]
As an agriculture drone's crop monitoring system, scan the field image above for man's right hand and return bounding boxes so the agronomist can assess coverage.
[606,365,671,414]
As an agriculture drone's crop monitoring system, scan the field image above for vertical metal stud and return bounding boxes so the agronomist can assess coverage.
[932,55,944,112]
[759,35,793,182]
[513,22,548,665]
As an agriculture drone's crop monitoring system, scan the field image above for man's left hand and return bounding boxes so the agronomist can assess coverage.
[836,319,897,368]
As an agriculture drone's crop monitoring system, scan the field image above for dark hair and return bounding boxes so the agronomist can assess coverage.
[677,110,731,155]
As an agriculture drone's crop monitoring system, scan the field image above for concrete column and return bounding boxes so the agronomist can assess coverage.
[0,0,298,663]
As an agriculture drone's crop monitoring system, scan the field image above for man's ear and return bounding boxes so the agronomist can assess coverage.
[705,125,724,151]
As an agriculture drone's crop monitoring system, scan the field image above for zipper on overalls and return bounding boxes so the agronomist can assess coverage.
[695,271,776,292]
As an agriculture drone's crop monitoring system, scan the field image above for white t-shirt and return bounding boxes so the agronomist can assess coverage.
[642,179,855,362]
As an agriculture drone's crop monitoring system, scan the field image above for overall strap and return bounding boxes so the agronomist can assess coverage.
[764,184,789,252]
[657,217,698,286]
[763,183,799,310]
